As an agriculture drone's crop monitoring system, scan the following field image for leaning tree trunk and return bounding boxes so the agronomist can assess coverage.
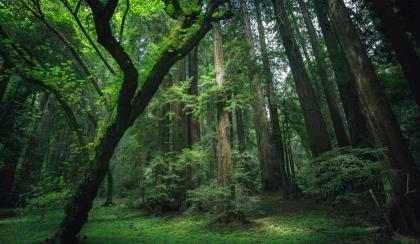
[297,0,349,148]
[271,0,331,157]
[212,22,232,187]
[253,0,289,191]
[313,0,372,148]
[326,0,420,235]
[372,0,420,108]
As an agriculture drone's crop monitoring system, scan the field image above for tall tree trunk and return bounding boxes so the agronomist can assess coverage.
[326,0,420,189]
[254,0,289,191]
[240,0,280,190]
[103,166,113,206]
[372,0,420,108]
[297,0,349,148]
[186,48,201,188]
[187,47,201,147]
[235,108,246,153]
[313,0,371,148]
[271,0,331,156]
[0,85,31,208]
[173,59,188,153]
[212,22,232,187]
[159,78,171,153]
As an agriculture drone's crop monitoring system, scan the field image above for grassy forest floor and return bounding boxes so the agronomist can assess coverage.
[0,193,383,243]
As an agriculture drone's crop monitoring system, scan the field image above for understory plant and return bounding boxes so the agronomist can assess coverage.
[299,147,383,204]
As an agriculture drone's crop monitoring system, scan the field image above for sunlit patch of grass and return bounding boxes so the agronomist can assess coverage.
[0,199,379,243]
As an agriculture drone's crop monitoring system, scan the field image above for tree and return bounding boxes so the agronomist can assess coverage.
[46,1,233,242]
[240,0,281,190]
[297,0,349,148]
[212,22,232,187]
[271,0,331,156]
[313,0,372,148]
[372,0,420,108]
[253,0,289,191]
[326,0,420,197]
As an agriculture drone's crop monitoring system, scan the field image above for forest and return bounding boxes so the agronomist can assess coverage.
[0,0,419,243]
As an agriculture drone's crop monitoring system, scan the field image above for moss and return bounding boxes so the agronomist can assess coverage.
[0,198,379,243]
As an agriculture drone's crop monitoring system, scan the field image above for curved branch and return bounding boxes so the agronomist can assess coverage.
[60,0,116,75]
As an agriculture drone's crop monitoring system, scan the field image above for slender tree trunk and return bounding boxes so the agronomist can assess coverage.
[297,0,349,148]
[186,48,201,188]
[187,47,201,147]
[254,0,289,191]
[235,108,246,153]
[159,78,171,153]
[173,59,188,153]
[212,22,232,187]
[271,0,331,156]
[326,0,420,188]
[313,0,371,148]
[103,167,113,206]
[240,0,280,190]
[372,0,420,108]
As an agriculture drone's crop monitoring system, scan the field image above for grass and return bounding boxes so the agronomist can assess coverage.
[0,194,380,243]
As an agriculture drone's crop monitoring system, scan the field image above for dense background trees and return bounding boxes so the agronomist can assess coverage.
[0,0,419,242]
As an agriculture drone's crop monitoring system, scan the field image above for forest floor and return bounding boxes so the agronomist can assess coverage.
[0,193,384,243]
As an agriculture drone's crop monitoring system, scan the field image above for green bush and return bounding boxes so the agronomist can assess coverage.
[25,176,71,209]
[131,148,208,214]
[299,148,383,204]
[186,182,256,224]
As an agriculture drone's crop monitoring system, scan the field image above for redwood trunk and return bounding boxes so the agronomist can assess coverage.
[373,0,420,108]
[272,0,331,156]
[313,0,371,148]
[212,22,232,187]
[297,0,349,148]
[254,0,289,190]
[326,0,420,186]
[240,0,280,190]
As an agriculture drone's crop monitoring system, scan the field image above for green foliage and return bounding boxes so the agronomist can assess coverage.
[25,176,71,209]
[186,182,256,224]
[130,148,209,214]
[299,148,383,203]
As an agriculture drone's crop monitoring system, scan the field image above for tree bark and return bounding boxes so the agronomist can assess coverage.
[326,0,420,188]
[240,0,280,191]
[212,22,232,187]
[297,0,349,148]
[173,59,188,153]
[372,0,420,108]
[187,47,201,147]
[313,0,372,148]
[254,0,289,190]
[235,108,246,153]
[271,0,331,156]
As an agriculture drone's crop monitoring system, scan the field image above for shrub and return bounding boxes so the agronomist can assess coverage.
[131,148,208,215]
[299,148,383,204]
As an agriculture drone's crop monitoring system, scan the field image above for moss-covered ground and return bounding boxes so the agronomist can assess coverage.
[0,194,381,243]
